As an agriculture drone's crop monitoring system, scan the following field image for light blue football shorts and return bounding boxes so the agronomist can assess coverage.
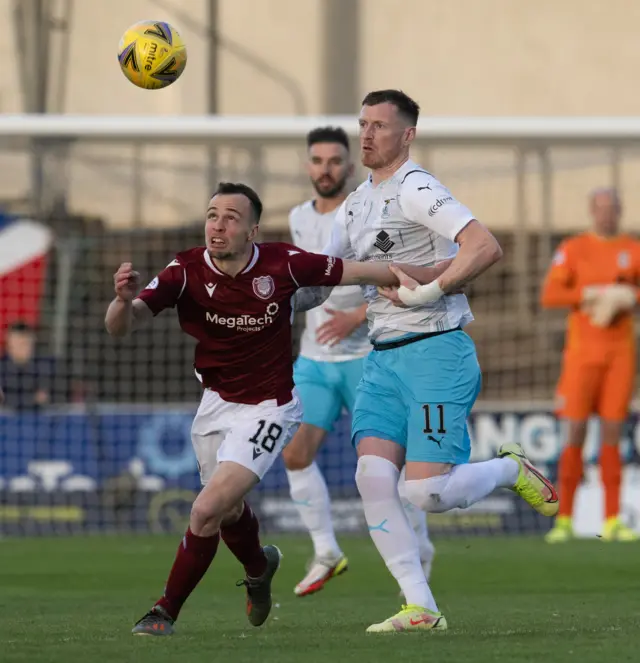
[351,329,481,465]
[293,355,367,432]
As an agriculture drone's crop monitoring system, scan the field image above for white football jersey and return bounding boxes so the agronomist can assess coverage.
[289,200,371,362]
[324,160,475,342]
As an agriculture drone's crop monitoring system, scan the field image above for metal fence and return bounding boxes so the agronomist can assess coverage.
[2,115,640,536]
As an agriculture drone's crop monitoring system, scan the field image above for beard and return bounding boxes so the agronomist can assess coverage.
[210,251,234,260]
[361,149,382,169]
[207,246,238,261]
[312,174,348,199]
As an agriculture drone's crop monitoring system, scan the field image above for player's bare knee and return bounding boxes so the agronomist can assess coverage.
[566,420,588,447]
[282,443,313,471]
[283,425,325,470]
[190,504,219,535]
[356,436,405,466]
[190,491,229,534]
[220,499,245,526]
[355,454,400,501]
[600,419,623,446]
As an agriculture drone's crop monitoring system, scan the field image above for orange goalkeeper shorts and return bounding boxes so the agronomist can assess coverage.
[555,347,635,422]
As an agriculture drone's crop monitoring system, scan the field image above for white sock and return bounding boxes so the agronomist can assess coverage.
[405,458,519,513]
[356,455,438,612]
[398,467,435,580]
[286,462,342,560]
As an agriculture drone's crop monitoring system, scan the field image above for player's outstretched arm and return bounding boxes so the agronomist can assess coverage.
[392,260,453,286]
[105,262,153,337]
[395,221,502,306]
[338,259,453,288]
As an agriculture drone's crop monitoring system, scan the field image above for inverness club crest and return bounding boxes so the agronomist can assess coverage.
[252,275,275,300]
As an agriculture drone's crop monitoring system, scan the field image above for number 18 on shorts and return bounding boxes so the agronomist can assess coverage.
[191,389,303,484]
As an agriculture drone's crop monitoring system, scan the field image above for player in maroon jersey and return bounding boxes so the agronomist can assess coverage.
[105,182,445,636]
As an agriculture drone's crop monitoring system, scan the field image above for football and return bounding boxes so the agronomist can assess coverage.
[117,20,187,90]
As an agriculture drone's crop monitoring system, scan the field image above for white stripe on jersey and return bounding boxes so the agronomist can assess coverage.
[289,200,371,362]
[323,160,475,342]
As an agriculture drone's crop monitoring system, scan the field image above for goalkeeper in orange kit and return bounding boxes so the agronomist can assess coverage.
[541,187,640,542]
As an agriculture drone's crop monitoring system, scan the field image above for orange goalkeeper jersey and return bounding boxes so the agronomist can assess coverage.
[541,232,640,356]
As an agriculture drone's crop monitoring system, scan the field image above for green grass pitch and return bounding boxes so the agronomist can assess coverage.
[0,534,638,662]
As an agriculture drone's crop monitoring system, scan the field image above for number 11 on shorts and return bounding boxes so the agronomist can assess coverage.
[422,404,446,434]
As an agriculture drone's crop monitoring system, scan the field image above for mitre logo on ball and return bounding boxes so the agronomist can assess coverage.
[252,276,275,300]
[117,20,187,90]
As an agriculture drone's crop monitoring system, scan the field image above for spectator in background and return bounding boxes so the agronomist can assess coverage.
[0,321,56,410]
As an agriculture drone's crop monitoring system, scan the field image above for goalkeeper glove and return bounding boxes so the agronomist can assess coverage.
[581,284,636,327]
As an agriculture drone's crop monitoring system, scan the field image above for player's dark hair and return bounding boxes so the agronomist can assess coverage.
[213,182,263,223]
[361,89,420,127]
[306,126,350,152]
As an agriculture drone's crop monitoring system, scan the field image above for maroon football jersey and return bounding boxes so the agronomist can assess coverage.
[136,242,344,405]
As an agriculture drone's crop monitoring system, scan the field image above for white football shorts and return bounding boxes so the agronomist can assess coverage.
[191,388,302,484]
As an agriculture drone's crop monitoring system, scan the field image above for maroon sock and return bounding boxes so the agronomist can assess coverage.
[220,502,267,578]
[155,527,220,620]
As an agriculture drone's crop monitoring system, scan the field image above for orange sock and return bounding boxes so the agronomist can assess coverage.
[599,444,621,520]
[558,445,583,518]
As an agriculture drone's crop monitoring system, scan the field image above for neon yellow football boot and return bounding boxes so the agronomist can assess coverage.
[545,516,574,543]
[366,604,447,633]
[601,517,639,542]
[498,443,559,517]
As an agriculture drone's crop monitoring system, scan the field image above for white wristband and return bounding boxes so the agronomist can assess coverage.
[397,280,445,306]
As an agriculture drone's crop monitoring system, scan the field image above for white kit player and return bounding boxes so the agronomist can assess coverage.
[318,90,559,633]
[284,127,435,597]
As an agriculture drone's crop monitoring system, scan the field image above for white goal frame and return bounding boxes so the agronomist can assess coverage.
[0,114,638,143]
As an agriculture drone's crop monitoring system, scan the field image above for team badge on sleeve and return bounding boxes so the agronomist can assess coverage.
[618,251,630,268]
[252,275,275,300]
[146,277,159,290]
[552,250,565,265]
